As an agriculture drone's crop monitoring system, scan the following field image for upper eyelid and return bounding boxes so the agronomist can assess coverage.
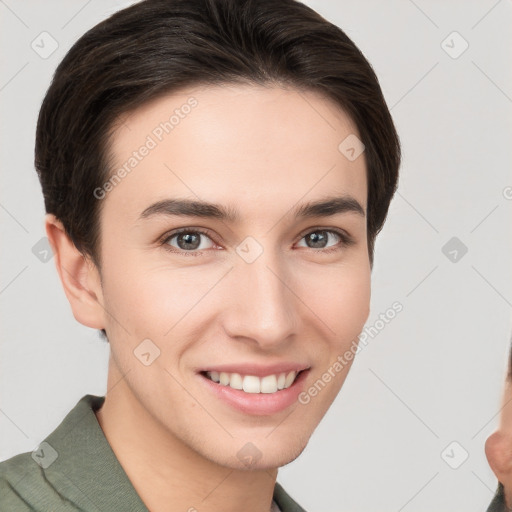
[161,227,215,243]
[296,226,350,241]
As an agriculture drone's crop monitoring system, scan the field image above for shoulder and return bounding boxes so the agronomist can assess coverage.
[0,450,49,511]
[0,394,105,512]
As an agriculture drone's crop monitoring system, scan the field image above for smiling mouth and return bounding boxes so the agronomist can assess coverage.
[200,369,307,394]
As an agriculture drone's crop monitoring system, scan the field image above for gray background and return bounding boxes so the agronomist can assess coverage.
[1,1,511,511]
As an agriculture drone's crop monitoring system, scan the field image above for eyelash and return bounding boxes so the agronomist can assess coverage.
[159,227,355,256]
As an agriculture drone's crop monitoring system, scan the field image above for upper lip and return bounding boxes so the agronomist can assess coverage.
[198,362,311,378]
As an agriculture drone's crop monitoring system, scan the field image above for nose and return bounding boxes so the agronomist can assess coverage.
[222,248,298,350]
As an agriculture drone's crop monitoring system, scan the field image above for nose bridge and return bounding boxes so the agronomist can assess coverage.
[224,243,297,346]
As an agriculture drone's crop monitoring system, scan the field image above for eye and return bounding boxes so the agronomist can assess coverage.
[296,229,353,253]
[162,228,216,254]
[160,227,354,256]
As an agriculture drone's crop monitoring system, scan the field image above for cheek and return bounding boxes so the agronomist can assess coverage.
[308,264,371,343]
[101,255,225,340]
[298,269,370,418]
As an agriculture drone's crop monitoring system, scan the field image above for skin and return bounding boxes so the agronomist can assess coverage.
[46,83,371,512]
[486,376,512,509]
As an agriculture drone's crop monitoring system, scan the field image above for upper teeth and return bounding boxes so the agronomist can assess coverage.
[205,371,298,394]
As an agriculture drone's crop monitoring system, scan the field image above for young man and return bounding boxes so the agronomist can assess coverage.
[485,337,512,512]
[0,0,400,510]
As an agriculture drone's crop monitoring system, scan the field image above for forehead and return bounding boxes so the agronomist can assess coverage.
[103,83,367,223]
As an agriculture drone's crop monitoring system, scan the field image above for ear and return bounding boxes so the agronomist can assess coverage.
[45,214,106,330]
[485,431,512,484]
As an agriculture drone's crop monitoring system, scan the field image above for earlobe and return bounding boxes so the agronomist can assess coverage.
[45,214,106,330]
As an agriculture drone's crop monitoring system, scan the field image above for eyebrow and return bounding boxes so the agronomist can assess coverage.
[139,195,365,222]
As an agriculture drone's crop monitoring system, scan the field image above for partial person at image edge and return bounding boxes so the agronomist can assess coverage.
[485,335,512,512]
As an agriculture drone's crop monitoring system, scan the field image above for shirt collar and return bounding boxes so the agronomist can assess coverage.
[44,394,149,511]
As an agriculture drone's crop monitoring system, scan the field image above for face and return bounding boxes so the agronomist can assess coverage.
[94,83,371,469]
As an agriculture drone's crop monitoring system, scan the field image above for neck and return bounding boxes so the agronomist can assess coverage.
[94,364,278,512]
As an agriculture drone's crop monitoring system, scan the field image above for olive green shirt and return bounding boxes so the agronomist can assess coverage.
[0,394,307,512]
[486,482,507,512]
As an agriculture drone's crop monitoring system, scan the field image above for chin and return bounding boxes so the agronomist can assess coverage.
[232,437,310,471]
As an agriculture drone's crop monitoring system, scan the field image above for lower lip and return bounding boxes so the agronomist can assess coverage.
[198,370,310,416]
